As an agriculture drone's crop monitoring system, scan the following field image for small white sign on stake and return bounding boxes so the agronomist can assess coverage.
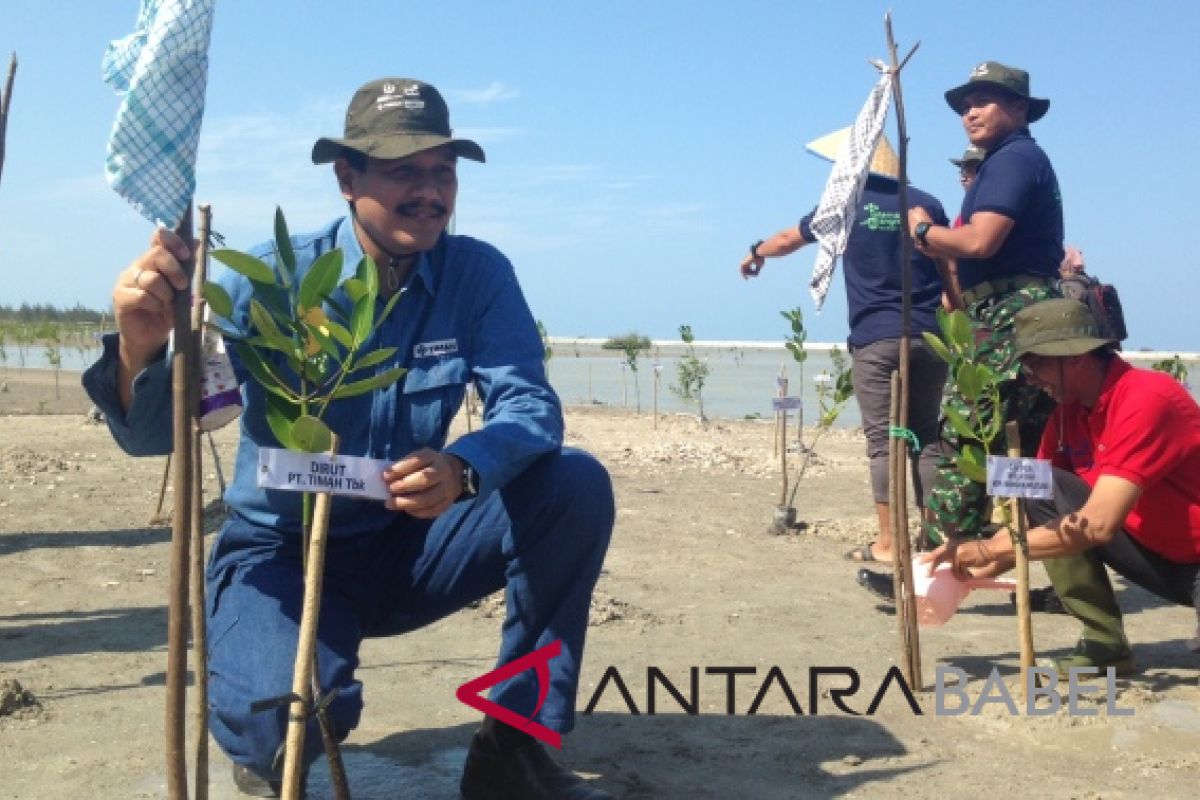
[986,456,1054,500]
[258,447,392,501]
[772,397,803,411]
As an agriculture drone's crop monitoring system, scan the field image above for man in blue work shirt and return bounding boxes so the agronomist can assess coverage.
[84,77,615,800]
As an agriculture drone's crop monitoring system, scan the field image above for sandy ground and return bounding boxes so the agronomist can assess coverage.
[1,366,1199,799]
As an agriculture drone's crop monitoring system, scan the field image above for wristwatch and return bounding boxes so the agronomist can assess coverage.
[913,222,932,246]
[750,239,764,258]
[459,460,479,500]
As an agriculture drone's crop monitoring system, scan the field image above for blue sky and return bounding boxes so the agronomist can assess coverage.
[2,1,1198,350]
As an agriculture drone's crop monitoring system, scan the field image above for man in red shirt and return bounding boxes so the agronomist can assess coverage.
[928,298,1200,675]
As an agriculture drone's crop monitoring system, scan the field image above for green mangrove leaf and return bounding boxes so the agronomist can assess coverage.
[231,343,295,401]
[341,277,369,304]
[264,392,301,450]
[350,346,397,372]
[956,361,982,402]
[958,444,988,483]
[944,406,976,440]
[922,331,953,365]
[212,249,277,285]
[273,207,295,289]
[249,300,296,355]
[351,294,376,345]
[291,414,332,453]
[202,282,234,321]
[299,249,344,312]
[356,255,379,296]
[947,310,973,351]
[331,366,407,399]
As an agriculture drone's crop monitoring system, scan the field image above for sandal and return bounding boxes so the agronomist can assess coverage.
[845,543,886,562]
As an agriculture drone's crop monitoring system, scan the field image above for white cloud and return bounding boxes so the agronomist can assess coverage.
[451,82,520,105]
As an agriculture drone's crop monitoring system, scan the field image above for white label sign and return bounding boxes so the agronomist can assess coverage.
[257,448,391,501]
[986,456,1054,499]
[772,397,803,411]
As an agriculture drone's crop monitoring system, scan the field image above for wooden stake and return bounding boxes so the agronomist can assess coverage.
[152,454,172,525]
[0,52,16,189]
[884,11,923,690]
[1005,421,1036,698]
[777,369,789,507]
[167,205,197,800]
[188,204,213,800]
[281,436,340,800]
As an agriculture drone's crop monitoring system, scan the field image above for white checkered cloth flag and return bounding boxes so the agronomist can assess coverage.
[807,73,893,310]
[103,0,216,229]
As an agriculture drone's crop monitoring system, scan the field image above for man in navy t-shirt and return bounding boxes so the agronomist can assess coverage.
[741,138,953,565]
[904,62,1064,552]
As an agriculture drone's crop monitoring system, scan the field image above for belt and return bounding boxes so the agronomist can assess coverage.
[961,273,1053,306]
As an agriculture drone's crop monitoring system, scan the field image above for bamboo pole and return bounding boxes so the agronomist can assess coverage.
[167,205,197,800]
[888,372,922,688]
[188,205,213,800]
[1005,421,1036,698]
[281,435,340,800]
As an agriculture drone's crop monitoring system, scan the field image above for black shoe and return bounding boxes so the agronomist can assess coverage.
[232,764,282,798]
[856,568,895,603]
[460,729,612,800]
[232,763,306,798]
[1011,586,1069,615]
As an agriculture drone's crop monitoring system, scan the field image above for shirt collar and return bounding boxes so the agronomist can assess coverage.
[334,216,439,297]
[1091,356,1131,416]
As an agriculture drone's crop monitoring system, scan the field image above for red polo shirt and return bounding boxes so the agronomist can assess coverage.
[1038,357,1200,563]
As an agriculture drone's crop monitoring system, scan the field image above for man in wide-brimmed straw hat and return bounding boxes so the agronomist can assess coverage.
[740,129,957,565]
[905,61,1065,553]
[86,77,615,799]
[926,298,1200,676]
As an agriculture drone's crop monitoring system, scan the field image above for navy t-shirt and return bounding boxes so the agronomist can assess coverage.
[801,176,948,348]
[956,129,1064,290]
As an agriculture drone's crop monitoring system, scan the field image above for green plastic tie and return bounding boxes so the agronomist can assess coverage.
[888,425,920,453]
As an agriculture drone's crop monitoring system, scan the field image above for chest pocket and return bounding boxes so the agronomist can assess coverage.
[401,357,469,448]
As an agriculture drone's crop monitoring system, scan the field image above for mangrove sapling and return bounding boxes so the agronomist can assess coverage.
[1151,354,1189,386]
[923,306,1040,679]
[204,207,407,796]
[785,345,854,512]
[781,307,808,442]
[537,319,552,378]
[672,324,710,422]
[43,327,61,399]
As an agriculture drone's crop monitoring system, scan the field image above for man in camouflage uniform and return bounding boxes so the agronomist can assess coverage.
[908,62,1063,546]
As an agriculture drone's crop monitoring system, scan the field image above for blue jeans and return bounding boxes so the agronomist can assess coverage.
[204,448,614,776]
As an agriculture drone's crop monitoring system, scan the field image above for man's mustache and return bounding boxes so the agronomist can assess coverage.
[396,200,448,217]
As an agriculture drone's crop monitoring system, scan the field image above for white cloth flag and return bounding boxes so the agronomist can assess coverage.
[103,0,216,229]
[807,73,893,310]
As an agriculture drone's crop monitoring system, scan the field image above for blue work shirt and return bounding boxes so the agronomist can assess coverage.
[956,129,1064,290]
[83,217,563,536]
[801,176,949,348]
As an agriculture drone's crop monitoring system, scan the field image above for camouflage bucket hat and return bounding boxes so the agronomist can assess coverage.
[1013,299,1117,359]
[944,61,1050,122]
[949,145,987,167]
[312,78,485,165]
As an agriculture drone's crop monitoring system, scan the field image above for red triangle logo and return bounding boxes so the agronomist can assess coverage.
[455,640,563,749]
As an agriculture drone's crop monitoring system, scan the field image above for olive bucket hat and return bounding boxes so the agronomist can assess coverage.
[1013,299,1117,359]
[944,61,1050,122]
[311,78,485,165]
[950,145,987,168]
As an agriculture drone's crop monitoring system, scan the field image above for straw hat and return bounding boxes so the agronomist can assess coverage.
[805,127,899,179]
